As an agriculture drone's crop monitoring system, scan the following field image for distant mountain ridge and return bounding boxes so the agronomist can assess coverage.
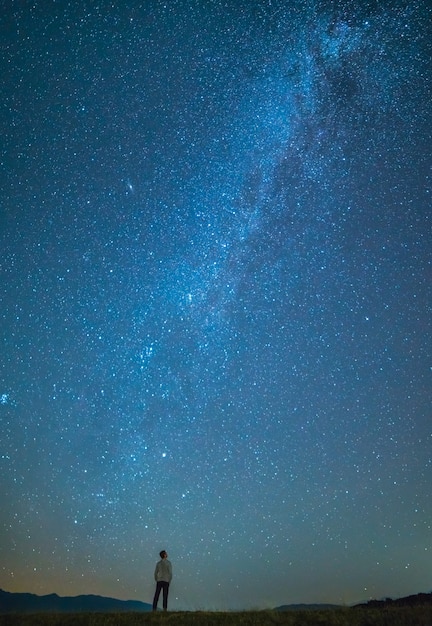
[354,592,432,609]
[1,588,431,614]
[0,589,152,613]
[275,603,343,611]
[276,592,432,612]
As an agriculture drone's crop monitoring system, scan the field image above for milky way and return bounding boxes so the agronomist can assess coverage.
[1,0,431,610]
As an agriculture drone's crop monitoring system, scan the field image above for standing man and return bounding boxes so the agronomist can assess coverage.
[152,550,172,611]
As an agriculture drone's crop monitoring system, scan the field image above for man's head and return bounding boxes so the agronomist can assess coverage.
[160,550,167,559]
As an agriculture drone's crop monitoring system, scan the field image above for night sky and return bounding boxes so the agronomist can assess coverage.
[1,0,431,611]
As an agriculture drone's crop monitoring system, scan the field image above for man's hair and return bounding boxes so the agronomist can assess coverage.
[160,550,167,558]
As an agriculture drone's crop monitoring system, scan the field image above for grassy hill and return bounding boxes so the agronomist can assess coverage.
[1,607,432,626]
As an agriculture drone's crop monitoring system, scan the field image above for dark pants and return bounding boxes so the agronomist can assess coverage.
[152,581,169,611]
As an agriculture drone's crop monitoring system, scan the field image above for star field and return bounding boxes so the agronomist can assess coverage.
[1,0,431,611]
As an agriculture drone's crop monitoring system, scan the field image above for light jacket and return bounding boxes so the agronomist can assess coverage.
[154,558,172,583]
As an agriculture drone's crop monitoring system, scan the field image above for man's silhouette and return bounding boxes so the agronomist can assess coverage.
[152,550,172,611]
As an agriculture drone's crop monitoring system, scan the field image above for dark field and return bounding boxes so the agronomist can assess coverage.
[1,607,432,626]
